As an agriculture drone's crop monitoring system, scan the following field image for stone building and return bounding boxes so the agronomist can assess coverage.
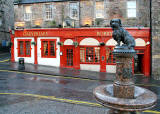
[13,0,160,77]
[14,0,150,28]
[152,0,160,78]
[0,0,14,50]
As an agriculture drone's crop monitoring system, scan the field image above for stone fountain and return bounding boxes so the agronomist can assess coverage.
[93,19,157,114]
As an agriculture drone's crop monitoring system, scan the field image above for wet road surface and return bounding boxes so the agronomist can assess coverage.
[0,53,160,114]
[0,70,160,114]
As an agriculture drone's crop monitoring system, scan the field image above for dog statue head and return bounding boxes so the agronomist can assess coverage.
[110,19,122,29]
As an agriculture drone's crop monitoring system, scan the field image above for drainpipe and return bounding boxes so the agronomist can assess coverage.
[150,0,152,76]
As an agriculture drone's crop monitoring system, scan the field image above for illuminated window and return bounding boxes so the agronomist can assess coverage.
[45,4,53,20]
[127,1,136,18]
[18,39,31,57]
[80,47,100,63]
[41,39,56,58]
[24,5,32,21]
[69,2,79,20]
[95,1,104,18]
[106,47,116,64]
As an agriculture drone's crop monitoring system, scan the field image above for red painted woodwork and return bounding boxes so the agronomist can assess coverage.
[12,28,151,76]
[34,37,38,64]
[40,39,57,58]
[17,39,32,57]
[63,46,74,68]
[100,45,106,72]
[10,31,15,62]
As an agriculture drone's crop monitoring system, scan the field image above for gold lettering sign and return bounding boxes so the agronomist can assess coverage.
[97,32,112,36]
[23,32,48,37]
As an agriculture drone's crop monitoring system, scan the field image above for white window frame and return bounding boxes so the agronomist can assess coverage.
[127,1,136,18]
[69,2,79,20]
[95,1,104,18]
[44,4,53,20]
[24,5,32,21]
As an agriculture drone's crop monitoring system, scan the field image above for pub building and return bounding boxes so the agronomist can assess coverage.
[10,28,151,76]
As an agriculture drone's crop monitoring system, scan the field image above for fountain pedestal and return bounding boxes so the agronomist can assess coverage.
[93,46,157,114]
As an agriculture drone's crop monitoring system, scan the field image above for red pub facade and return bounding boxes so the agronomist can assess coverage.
[10,28,151,76]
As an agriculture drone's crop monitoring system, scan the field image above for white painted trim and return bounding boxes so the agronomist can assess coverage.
[14,37,35,64]
[106,65,116,73]
[80,64,100,72]
[80,38,99,46]
[37,37,60,67]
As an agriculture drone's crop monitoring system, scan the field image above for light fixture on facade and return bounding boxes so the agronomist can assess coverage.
[15,22,25,29]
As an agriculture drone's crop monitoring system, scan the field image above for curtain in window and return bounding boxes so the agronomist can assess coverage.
[43,41,48,56]
[50,41,55,56]
[25,41,30,56]
[20,41,24,55]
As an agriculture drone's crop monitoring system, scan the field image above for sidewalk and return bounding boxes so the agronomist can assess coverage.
[2,62,116,81]
[0,61,160,85]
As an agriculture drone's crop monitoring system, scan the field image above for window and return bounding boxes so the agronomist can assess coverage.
[17,39,31,57]
[80,47,100,64]
[127,1,136,18]
[24,5,32,21]
[45,4,53,20]
[106,47,116,64]
[41,39,56,58]
[95,1,104,18]
[69,2,79,20]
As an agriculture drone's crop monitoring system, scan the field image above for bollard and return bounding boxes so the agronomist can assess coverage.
[18,58,25,70]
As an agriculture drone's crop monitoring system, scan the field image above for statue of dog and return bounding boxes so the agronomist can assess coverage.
[110,19,135,49]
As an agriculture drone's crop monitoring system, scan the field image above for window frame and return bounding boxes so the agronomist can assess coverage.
[41,39,57,58]
[69,2,79,20]
[80,46,100,64]
[106,46,116,65]
[127,1,137,18]
[95,1,104,18]
[17,39,32,57]
[44,4,53,20]
[24,5,32,21]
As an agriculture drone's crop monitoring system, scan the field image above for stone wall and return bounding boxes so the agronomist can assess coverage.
[14,0,150,28]
[152,0,160,78]
[0,0,14,49]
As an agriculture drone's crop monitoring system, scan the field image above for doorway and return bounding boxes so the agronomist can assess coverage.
[64,46,74,68]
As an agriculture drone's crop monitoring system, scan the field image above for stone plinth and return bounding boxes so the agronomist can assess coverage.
[93,46,157,114]
[113,46,135,99]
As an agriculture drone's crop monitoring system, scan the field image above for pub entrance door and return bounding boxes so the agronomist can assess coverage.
[63,46,74,68]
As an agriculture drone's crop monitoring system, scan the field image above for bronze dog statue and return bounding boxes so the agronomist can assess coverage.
[110,19,135,49]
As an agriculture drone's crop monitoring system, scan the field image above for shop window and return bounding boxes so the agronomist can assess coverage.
[127,1,136,18]
[106,47,116,64]
[17,39,31,57]
[45,4,53,20]
[24,5,32,21]
[95,1,104,18]
[41,39,56,58]
[69,2,79,20]
[80,47,100,64]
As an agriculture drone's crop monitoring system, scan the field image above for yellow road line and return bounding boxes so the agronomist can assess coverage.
[0,92,101,107]
[0,59,9,63]
[0,92,159,113]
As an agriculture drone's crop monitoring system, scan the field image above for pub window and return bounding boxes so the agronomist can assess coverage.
[95,1,104,18]
[106,47,116,64]
[18,39,31,57]
[127,1,136,18]
[69,2,79,20]
[41,39,56,58]
[45,4,53,20]
[80,47,100,63]
[24,5,32,21]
